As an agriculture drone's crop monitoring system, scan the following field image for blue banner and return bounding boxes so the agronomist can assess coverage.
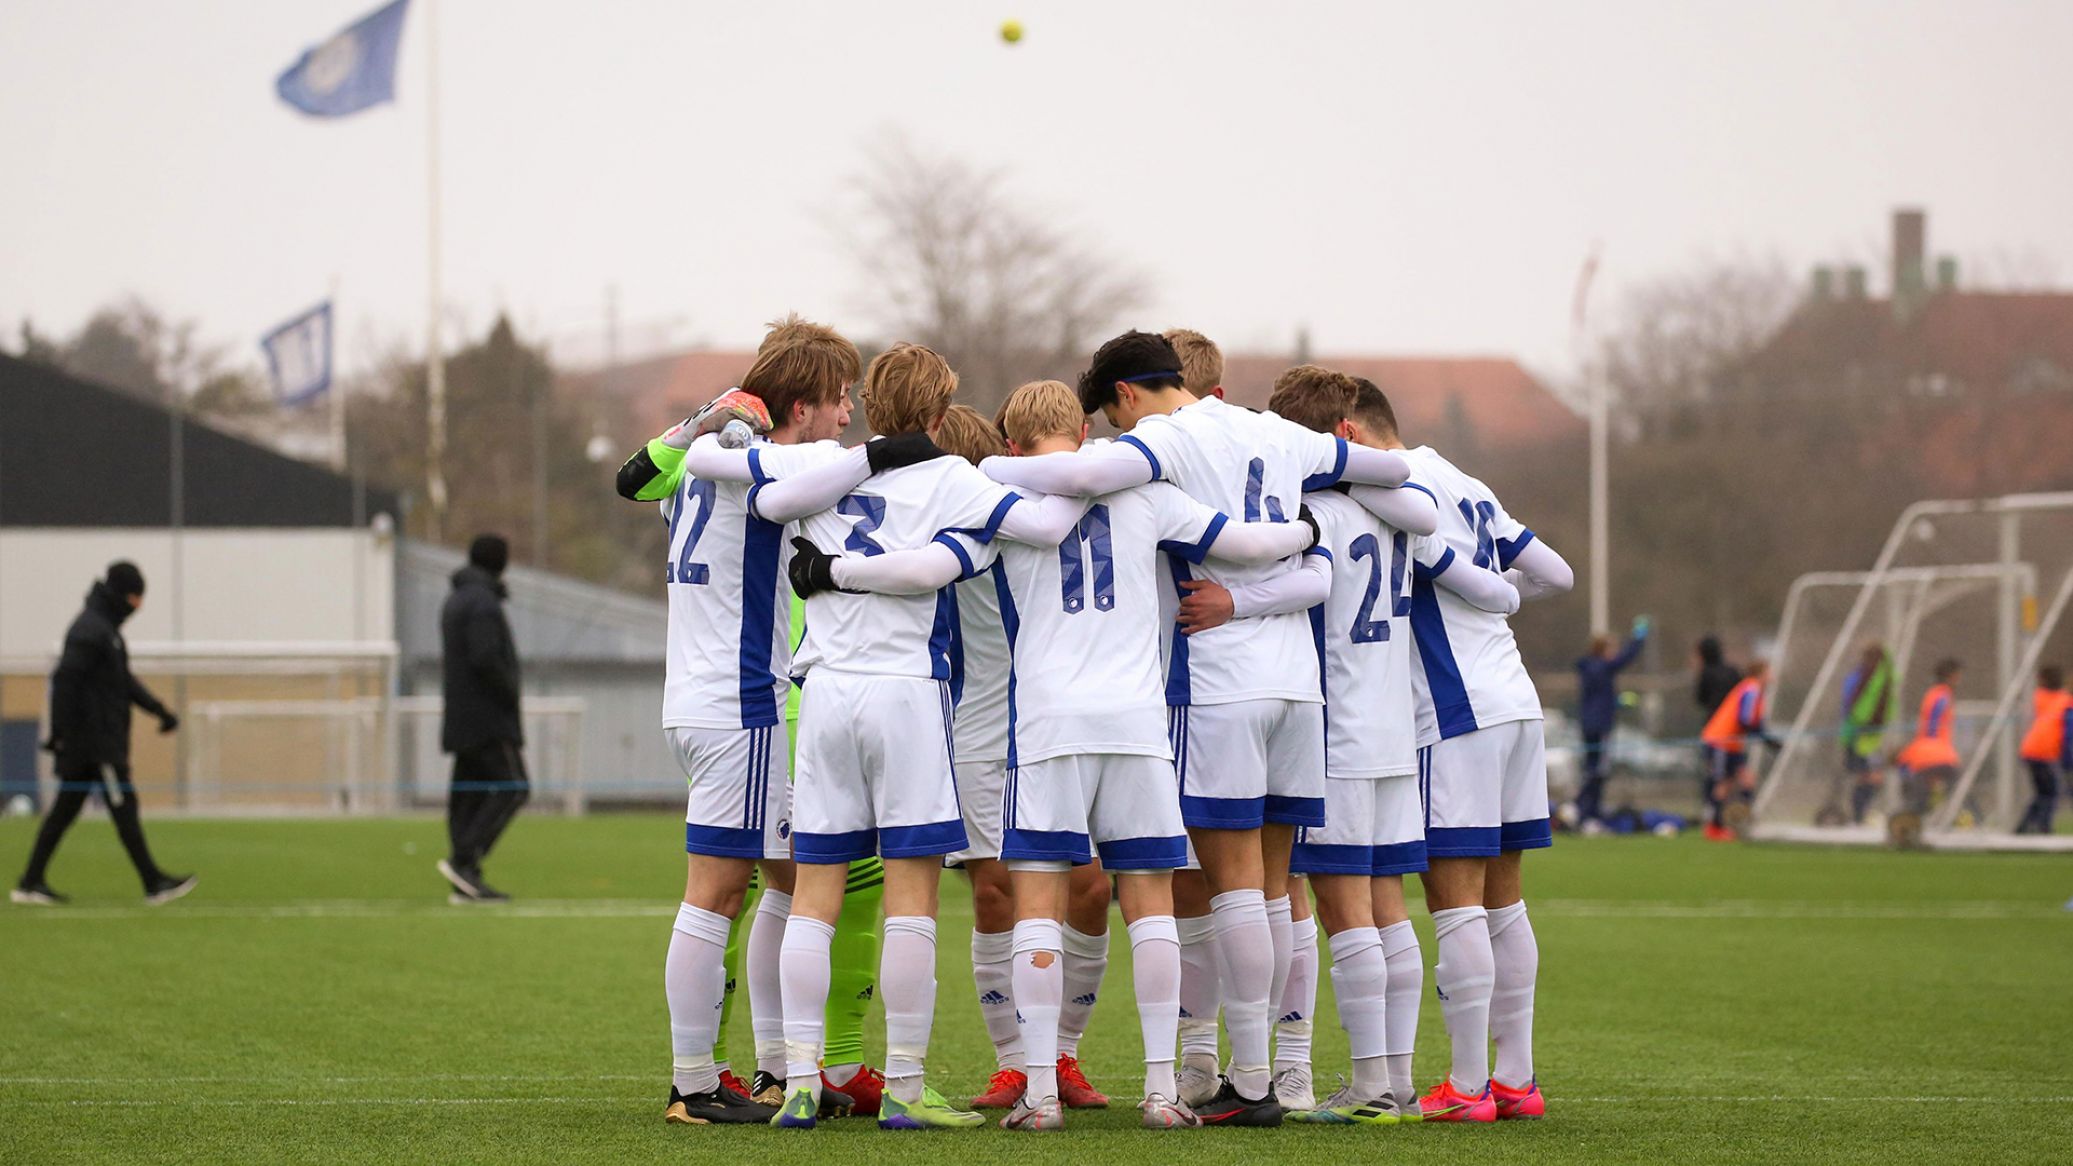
[277,0,410,118]
[262,302,335,408]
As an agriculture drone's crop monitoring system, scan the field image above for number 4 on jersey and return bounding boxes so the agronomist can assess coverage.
[1348,530,1412,643]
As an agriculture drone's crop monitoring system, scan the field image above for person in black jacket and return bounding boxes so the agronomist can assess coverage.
[12,562,195,906]
[438,535,527,903]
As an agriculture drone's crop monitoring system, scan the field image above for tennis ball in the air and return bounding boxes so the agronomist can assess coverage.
[1000,19,1023,44]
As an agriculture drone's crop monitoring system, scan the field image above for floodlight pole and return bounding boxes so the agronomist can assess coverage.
[1573,246,1608,633]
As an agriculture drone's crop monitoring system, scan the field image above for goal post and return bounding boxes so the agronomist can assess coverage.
[1752,492,2073,849]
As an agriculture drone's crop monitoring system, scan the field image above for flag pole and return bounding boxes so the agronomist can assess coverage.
[423,0,447,540]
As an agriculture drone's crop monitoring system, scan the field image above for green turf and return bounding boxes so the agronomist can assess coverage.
[2,814,2070,1164]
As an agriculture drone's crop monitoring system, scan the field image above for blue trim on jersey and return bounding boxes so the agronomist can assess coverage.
[1157,512,1228,565]
[1003,827,1093,865]
[1399,480,1436,503]
[1424,546,1457,580]
[1309,603,1330,746]
[746,447,769,485]
[880,818,969,858]
[929,587,959,684]
[1265,793,1326,827]
[1409,571,1479,740]
[1164,555,1193,706]
[1180,792,1267,830]
[1289,841,1372,876]
[1426,825,1503,858]
[995,565,1022,770]
[685,822,765,859]
[1096,834,1189,871]
[933,531,979,580]
[1495,527,1536,571]
[737,516,785,728]
[1301,435,1351,492]
[1925,693,1949,738]
[946,492,1024,544]
[1119,434,1163,482]
[1168,706,1189,796]
[793,828,878,864]
[1307,545,1333,562]
[1500,817,1553,852]
[1372,839,1429,876]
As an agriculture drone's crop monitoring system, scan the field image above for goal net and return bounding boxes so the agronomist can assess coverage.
[12,642,589,816]
[1752,494,2073,849]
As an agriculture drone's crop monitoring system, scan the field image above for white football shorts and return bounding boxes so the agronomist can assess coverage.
[1418,718,1551,858]
[1291,774,1427,877]
[1001,752,1188,870]
[668,724,791,861]
[1168,699,1326,830]
[791,671,967,863]
[945,758,1007,866]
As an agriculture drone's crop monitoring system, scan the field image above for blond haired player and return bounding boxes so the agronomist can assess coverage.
[801,378,1323,1129]
[690,344,1090,1130]
[974,332,1416,1124]
[615,315,941,1126]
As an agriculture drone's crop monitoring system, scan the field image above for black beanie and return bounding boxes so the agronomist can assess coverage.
[106,561,146,599]
[468,534,510,576]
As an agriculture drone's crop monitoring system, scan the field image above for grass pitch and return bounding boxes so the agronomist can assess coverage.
[2,814,2069,1164]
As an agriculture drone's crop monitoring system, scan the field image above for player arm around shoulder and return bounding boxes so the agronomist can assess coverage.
[978,441,1153,499]
[1503,538,1575,602]
[1422,543,1522,615]
[787,536,981,600]
[1342,481,1440,537]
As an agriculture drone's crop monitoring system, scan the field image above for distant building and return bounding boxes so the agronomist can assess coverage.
[1749,209,2073,498]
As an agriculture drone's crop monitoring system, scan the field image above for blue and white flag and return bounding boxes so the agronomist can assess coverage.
[276,0,410,118]
[262,303,335,408]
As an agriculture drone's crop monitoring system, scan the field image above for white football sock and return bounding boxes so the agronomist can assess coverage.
[665,903,730,1094]
[1012,918,1065,1103]
[881,915,939,1103]
[1488,901,1539,1088]
[1327,926,1389,1098]
[1265,895,1295,1036]
[1380,919,1423,1101]
[1275,914,1318,1071]
[970,929,1024,1070]
[1127,914,1182,1100]
[1058,923,1109,1059]
[778,914,834,1096]
[747,889,790,1079]
[1176,913,1222,1058]
[1210,888,1274,1099]
[1431,905,1495,1093]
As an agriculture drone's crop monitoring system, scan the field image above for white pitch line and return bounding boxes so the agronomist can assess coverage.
[6,898,2059,922]
[10,1094,2073,1108]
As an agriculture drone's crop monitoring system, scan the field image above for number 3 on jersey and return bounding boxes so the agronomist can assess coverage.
[838,493,887,556]
[1348,530,1412,643]
[665,477,716,585]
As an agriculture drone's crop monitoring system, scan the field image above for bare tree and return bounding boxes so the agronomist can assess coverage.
[836,136,1148,417]
[1596,255,1797,439]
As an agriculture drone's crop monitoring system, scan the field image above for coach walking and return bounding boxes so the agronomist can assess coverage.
[11,562,195,906]
[437,535,529,904]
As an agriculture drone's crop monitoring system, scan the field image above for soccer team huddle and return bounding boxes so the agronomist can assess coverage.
[615,318,1575,1131]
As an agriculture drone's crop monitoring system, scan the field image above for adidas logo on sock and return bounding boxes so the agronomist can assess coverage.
[1276,1010,1305,1024]
[1071,993,1098,1006]
[1435,985,1450,1002]
[857,986,874,1001]
[1178,1007,1194,1019]
[978,990,1009,1005]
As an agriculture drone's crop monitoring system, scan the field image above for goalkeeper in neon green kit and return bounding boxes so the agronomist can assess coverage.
[615,318,935,1124]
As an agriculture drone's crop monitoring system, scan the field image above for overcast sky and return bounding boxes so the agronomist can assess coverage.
[4,0,2071,384]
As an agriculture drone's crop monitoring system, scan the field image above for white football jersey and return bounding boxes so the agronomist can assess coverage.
[659,439,848,730]
[792,455,1021,681]
[1305,489,1426,779]
[1123,396,1349,706]
[1400,445,1543,745]
[990,481,1231,766]
[950,564,1011,764]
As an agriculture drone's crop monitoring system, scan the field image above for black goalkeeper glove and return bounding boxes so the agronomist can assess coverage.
[865,432,942,474]
[1297,503,1322,552]
[788,537,845,600]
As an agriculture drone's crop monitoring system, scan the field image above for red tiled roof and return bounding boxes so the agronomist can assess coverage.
[562,350,755,437]
[1219,354,1581,450]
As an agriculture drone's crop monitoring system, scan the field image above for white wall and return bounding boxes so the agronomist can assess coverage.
[0,528,394,659]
